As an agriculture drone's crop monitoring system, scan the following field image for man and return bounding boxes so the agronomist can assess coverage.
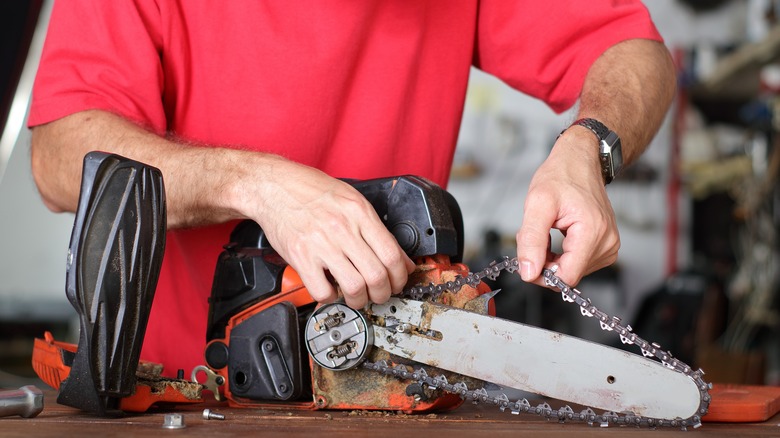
[29,1,675,375]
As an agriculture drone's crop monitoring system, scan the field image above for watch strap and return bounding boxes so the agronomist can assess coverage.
[571,118,609,142]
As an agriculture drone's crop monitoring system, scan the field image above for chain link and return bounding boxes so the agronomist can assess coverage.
[402,256,518,300]
[382,256,712,430]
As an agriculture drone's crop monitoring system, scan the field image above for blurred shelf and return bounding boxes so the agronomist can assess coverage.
[693,26,780,99]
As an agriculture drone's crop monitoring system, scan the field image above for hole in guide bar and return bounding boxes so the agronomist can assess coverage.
[607,375,616,384]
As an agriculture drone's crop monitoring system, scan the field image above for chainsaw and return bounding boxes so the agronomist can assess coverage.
[32,153,711,428]
[195,175,711,429]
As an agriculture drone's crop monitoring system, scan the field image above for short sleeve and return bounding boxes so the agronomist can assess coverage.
[29,0,166,132]
[473,0,664,113]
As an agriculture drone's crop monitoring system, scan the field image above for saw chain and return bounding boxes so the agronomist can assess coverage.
[363,256,711,430]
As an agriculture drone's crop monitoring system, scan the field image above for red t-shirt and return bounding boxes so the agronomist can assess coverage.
[30,1,662,376]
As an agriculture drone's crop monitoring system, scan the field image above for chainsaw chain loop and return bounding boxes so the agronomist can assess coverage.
[381,256,712,430]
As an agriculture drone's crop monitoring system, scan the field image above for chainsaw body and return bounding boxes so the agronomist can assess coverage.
[201,176,492,412]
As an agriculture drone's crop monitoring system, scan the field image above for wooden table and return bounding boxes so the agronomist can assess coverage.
[2,389,779,438]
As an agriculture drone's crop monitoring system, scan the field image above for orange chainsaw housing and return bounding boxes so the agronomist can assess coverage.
[206,254,493,412]
[32,331,204,412]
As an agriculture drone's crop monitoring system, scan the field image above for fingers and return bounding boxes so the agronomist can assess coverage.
[331,230,412,309]
[556,183,621,285]
[555,225,600,286]
[515,139,621,288]
[287,238,403,310]
[328,197,414,308]
[516,189,558,283]
[259,172,414,310]
[286,222,410,309]
[361,224,416,297]
[297,268,339,305]
[517,206,620,288]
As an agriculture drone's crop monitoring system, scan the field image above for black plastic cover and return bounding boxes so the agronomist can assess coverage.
[349,175,463,262]
[227,302,306,401]
[205,244,288,342]
[57,151,166,416]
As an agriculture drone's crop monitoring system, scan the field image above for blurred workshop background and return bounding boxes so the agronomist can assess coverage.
[1,0,779,388]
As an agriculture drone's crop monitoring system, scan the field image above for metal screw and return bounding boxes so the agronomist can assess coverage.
[202,409,225,421]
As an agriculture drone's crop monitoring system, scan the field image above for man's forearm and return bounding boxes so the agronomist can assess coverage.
[576,38,676,164]
[31,109,415,308]
[31,109,272,228]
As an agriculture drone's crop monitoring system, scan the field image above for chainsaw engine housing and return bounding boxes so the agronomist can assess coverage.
[203,175,490,412]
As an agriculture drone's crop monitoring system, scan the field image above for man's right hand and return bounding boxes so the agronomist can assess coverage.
[241,159,416,309]
[31,110,414,310]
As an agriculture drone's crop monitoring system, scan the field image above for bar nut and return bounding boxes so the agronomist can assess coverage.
[162,413,186,429]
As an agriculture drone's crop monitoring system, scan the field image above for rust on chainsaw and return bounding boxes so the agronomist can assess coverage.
[311,345,455,412]
[133,361,202,401]
[32,331,205,413]
[311,255,492,413]
[135,361,164,379]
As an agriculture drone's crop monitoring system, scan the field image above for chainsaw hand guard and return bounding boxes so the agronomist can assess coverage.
[57,151,166,415]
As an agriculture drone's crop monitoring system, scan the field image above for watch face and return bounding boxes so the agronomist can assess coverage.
[600,131,620,154]
[600,132,622,184]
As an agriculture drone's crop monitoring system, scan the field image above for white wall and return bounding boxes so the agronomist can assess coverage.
[0,0,73,322]
[0,125,73,321]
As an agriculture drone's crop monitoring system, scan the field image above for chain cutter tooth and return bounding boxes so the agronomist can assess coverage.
[559,405,575,421]
[561,289,575,303]
[472,387,489,403]
[453,382,468,397]
[579,303,594,317]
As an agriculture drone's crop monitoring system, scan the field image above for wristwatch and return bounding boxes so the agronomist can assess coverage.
[568,118,623,184]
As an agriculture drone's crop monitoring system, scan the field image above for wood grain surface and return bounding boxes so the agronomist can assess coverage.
[2,389,779,438]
